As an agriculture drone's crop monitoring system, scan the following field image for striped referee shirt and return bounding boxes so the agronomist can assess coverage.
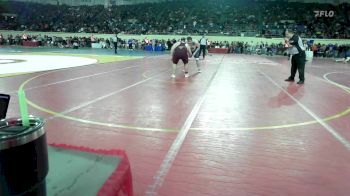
[289,34,305,55]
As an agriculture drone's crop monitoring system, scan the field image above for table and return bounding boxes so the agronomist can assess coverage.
[23,41,39,47]
[208,48,228,54]
[92,43,102,48]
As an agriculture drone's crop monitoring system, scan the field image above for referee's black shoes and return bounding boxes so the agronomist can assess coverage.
[285,78,294,82]
[297,80,304,84]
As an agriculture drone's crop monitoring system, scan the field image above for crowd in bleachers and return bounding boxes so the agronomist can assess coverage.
[0,33,169,51]
[0,32,349,59]
[0,0,349,38]
[213,40,350,59]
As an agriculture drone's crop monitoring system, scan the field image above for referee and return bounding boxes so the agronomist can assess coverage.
[112,33,118,54]
[199,34,207,59]
[284,29,306,84]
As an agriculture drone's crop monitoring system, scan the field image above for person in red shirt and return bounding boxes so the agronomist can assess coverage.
[170,38,192,78]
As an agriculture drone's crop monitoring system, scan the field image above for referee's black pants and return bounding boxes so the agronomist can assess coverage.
[199,45,206,59]
[113,42,118,54]
[290,52,306,82]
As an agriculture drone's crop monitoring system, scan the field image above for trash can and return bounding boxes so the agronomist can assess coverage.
[0,117,48,196]
[306,50,314,61]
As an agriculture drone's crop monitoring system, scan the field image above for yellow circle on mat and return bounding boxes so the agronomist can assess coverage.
[19,68,350,132]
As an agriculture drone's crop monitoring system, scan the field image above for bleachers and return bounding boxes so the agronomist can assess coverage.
[0,0,349,39]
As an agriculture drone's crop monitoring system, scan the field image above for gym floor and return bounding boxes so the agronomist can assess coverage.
[1,47,350,196]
